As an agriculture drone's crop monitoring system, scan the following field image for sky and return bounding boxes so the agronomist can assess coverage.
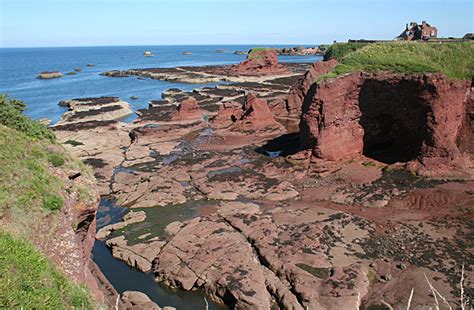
[0,0,473,47]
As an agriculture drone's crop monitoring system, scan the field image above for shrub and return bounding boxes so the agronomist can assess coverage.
[48,152,65,167]
[42,193,63,211]
[0,94,55,141]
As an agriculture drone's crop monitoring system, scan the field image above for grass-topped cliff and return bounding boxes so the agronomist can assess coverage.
[322,42,474,80]
[0,94,97,308]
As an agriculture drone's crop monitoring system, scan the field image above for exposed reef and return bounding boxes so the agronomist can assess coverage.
[55,97,133,125]
[37,71,63,79]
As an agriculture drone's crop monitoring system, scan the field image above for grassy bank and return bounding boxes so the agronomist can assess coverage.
[0,94,97,307]
[321,42,474,80]
[0,231,94,309]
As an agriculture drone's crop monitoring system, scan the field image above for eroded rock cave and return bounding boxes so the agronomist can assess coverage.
[300,72,472,174]
[358,78,431,164]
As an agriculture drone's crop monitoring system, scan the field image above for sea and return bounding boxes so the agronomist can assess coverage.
[0,45,322,124]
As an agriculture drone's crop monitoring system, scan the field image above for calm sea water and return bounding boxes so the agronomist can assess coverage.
[0,45,321,123]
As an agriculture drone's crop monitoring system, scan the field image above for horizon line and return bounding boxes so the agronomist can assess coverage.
[0,42,337,49]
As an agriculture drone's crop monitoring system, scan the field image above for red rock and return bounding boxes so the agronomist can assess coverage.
[211,94,284,133]
[286,59,338,116]
[228,49,289,76]
[237,94,281,130]
[172,97,202,121]
[299,72,472,175]
[210,101,243,129]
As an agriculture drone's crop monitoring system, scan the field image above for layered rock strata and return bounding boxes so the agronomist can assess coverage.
[56,97,133,125]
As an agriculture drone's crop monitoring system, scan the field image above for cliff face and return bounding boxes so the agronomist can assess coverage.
[31,171,105,302]
[286,59,338,116]
[0,122,111,305]
[299,72,472,175]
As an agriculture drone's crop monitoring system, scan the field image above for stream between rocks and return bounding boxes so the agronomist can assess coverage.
[92,198,227,310]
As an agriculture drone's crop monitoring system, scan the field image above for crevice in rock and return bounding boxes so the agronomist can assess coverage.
[221,217,306,308]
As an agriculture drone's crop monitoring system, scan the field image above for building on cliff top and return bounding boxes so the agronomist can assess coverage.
[397,21,438,41]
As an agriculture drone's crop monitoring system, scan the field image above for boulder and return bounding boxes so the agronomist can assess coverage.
[121,291,161,309]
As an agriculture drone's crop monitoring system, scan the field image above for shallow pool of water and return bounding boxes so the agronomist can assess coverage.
[92,198,227,310]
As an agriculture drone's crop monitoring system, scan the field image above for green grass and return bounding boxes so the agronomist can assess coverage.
[320,42,474,81]
[0,231,94,309]
[48,152,65,167]
[0,126,65,217]
[0,124,94,220]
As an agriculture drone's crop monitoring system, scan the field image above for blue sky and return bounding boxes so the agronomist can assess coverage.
[1,0,473,47]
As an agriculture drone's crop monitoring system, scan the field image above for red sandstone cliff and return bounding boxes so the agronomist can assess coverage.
[31,170,118,305]
[299,72,473,176]
[286,59,339,115]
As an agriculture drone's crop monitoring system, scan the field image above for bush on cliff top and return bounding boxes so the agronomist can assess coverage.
[0,231,94,309]
[0,93,55,141]
[321,42,474,80]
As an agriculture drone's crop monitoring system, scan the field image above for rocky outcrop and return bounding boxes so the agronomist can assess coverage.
[55,97,133,125]
[37,71,63,79]
[101,62,310,84]
[300,72,472,175]
[205,94,286,150]
[279,46,323,56]
[121,291,161,309]
[172,97,202,121]
[286,59,338,115]
[228,49,289,76]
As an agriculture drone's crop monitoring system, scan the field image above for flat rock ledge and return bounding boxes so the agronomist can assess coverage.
[55,97,133,125]
[96,210,146,239]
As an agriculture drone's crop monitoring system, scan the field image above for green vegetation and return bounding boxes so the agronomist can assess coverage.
[0,94,97,307]
[323,42,369,61]
[320,42,474,81]
[0,94,55,141]
[296,263,331,279]
[367,269,376,282]
[48,152,65,167]
[64,139,84,146]
[248,47,278,59]
[0,125,65,215]
[0,231,94,309]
